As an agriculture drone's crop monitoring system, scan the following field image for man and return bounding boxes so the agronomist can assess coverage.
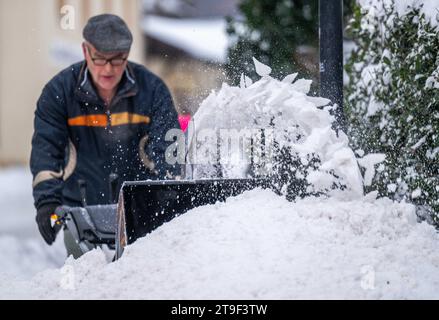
[31,14,180,251]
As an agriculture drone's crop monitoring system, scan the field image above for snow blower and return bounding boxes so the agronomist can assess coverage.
[51,176,270,259]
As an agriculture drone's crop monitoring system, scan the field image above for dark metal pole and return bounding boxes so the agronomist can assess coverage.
[319,0,345,131]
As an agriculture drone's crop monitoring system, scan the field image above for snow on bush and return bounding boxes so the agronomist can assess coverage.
[346,0,439,221]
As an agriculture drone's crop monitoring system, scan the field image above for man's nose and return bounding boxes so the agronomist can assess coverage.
[104,61,114,72]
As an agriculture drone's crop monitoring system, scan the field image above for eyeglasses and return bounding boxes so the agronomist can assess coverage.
[87,46,128,66]
[91,56,127,66]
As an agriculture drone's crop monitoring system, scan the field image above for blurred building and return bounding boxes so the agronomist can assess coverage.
[142,0,239,115]
[0,0,144,165]
[142,15,228,115]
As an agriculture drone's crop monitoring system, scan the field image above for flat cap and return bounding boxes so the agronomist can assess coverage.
[83,14,133,53]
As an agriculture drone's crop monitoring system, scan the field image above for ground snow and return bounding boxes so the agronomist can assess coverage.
[0,168,66,281]
[2,189,439,300]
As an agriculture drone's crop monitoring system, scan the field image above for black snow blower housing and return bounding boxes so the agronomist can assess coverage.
[53,178,269,260]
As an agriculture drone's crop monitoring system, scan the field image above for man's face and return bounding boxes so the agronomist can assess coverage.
[83,42,129,93]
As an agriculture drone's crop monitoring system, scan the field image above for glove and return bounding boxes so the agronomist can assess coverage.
[36,203,60,245]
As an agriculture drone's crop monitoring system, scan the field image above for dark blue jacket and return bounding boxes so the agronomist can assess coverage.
[31,61,181,209]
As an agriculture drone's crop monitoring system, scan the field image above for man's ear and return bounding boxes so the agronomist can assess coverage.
[82,42,87,59]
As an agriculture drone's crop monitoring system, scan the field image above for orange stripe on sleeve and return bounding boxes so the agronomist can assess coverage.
[111,112,150,126]
[68,113,150,127]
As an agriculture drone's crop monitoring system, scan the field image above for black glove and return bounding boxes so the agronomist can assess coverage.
[36,203,60,245]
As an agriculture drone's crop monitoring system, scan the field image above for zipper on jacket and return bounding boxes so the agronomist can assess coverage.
[106,109,112,129]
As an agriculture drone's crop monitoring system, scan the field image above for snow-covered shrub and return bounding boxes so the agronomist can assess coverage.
[345,1,439,221]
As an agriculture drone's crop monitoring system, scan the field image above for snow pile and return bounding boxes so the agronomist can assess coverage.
[189,58,366,199]
[3,189,439,299]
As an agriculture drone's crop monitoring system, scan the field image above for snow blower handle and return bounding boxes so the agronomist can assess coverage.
[50,206,68,236]
[78,179,87,207]
[109,173,119,204]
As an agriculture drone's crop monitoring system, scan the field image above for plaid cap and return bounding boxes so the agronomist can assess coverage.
[83,14,133,53]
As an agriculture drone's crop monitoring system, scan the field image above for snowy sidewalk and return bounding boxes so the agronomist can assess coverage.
[0,168,65,281]
[1,180,439,299]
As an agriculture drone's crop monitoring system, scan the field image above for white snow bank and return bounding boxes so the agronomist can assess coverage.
[3,189,439,300]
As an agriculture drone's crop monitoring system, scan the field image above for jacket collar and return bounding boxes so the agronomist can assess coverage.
[75,61,139,107]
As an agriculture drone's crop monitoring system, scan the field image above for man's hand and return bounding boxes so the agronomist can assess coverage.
[36,203,60,245]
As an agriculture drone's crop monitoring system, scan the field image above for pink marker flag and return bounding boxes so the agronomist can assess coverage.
[178,114,191,132]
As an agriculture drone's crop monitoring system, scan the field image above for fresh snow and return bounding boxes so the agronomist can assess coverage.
[253,57,272,77]
[357,154,386,187]
[2,188,439,299]
[0,168,66,281]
